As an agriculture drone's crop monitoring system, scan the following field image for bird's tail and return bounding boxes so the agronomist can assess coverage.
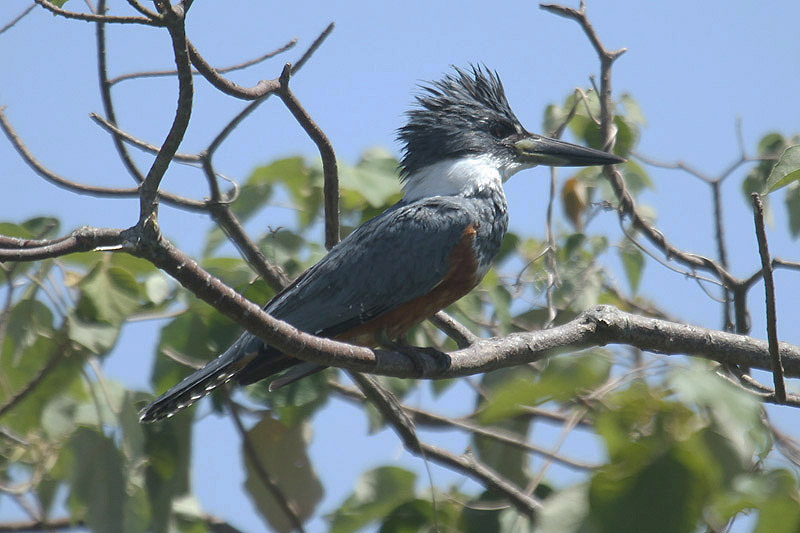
[138,334,256,423]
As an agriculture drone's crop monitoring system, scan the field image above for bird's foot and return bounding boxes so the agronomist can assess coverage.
[376,333,450,378]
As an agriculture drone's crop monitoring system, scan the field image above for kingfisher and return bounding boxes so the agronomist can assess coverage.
[140,66,623,422]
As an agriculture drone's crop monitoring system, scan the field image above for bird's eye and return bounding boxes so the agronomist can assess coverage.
[488,121,513,139]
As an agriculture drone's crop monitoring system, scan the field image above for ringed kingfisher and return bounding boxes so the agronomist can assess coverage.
[140,66,624,422]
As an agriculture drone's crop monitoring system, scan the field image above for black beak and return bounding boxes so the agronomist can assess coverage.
[513,134,625,167]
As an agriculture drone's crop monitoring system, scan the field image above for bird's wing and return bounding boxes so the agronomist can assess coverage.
[231,196,481,387]
[267,196,477,335]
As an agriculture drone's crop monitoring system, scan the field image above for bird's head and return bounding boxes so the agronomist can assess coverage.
[397,66,624,200]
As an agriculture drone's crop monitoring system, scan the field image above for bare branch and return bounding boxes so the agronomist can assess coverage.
[187,40,281,99]
[0,107,206,210]
[276,65,340,249]
[0,227,124,261]
[332,380,595,470]
[34,0,163,26]
[95,1,147,185]
[0,348,65,419]
[429,311,478,348]
[108,37,298,85]
[752,193,786,402]
[185,22,334,101]
[0,107,139,197]
[0,3,35,36]
[90,112,201,162]
[136,4,194,226]
[291,22,335,74]
[126,0,159,18]
[126,232,800,393]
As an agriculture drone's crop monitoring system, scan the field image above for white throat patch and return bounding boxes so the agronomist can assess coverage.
[402,155,532,201]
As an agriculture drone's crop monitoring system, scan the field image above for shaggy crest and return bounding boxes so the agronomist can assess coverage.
[397,65,524,178]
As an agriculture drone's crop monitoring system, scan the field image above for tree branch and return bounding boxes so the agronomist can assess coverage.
[276,64,340,249]
[0,227,124,261]
[0,3,35,36]
[95,0,148,185]
[34,0,163,25]
[137,4,194,226]
[107,37,298,86]
[751,193,786,401]
[0,107,206,211]
[2,225,799,386]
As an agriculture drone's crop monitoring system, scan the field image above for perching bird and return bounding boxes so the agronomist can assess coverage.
[140,66,624,422]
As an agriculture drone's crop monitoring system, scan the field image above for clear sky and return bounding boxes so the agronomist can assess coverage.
[1,1,799,531]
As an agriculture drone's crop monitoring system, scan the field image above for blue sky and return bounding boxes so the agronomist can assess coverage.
[2,1,800,531]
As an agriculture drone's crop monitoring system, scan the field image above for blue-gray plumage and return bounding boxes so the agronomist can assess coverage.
[139,66,624,422]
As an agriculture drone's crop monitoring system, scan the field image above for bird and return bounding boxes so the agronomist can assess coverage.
[139,66,624,422]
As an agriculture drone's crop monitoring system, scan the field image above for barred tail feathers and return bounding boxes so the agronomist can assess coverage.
[139,337,255,423]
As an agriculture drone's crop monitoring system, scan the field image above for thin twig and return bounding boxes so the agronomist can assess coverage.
[543,168,558,328]
[751,193,786,402]
[0,107,206,210]
[90,112,200,162]
[277,65,339,249]
[34,0,162,26]
[136,4,194,226]
[291,22,334,74]
[95,0,147,184]
[0,350,66,418]
[0,107,139,197]
[347,372,540,517]
[108,38,298,85]
[333,380,597,469]
[0,3,35,35]
[429,311,478,348]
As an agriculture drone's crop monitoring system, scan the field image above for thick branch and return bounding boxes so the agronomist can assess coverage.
[0,227,124,261]
[2,223,798,384]
[131,237,800,384]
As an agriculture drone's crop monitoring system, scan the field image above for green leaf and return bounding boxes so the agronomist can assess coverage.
[238,156,306,220]
[203,157,307,256]
[532,483,590,533]
[66,428,126,533]
[67,313,119,354]
[589,444,706,533]
[78,263,143,325]
[785,183,800,238]
[478,352,611,423]
[330,466,416,533]
[143,411,193,533]
[669,366,769,460]
[765,144,800,193]
[618,240,645,292]
[144,273,171,305]
[379,497,462,533]
[244,417,323,532]
[247,370,330,427]
[3,298,54,361]
[22,216,60,238]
